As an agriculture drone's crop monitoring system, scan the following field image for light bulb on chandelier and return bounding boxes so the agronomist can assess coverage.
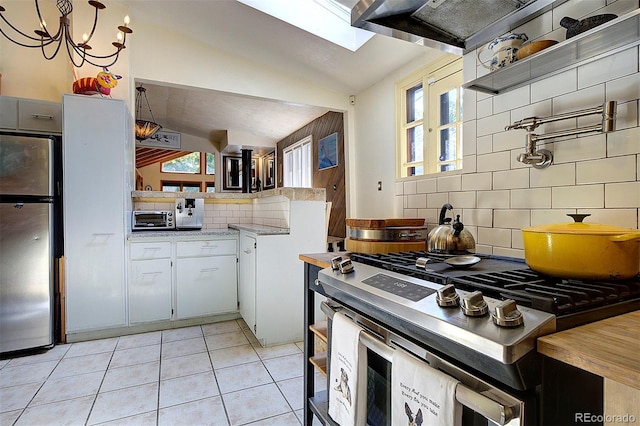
[0,0,132,68]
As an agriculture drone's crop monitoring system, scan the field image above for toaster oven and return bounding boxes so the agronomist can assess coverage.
[132,210,175,231]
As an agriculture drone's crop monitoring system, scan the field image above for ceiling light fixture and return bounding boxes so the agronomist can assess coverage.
[135,85,162,141]
[0,0,132,68]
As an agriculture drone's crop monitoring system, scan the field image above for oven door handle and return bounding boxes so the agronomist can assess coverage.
[322,301,516,425]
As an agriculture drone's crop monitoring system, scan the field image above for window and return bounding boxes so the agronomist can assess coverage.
[397,57,463,177]
[161,152,201,174]
[206,153,215,175]
[161,181,202,192]
[283,136,312,187]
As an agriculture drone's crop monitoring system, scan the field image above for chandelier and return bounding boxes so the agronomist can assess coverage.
[135,85,162,141]
[0,0,132,68]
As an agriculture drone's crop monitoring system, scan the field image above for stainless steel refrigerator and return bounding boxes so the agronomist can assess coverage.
[1,132,60,353]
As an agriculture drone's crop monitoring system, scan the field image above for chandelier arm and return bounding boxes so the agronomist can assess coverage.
[82,5,101,46]
[0,15,42,41]
[0,26,55,47]
[41,35,65,61]
[66,34,87,68]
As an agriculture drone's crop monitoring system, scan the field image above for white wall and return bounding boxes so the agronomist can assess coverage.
[363,0,639,259]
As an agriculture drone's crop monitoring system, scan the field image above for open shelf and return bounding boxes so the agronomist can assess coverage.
[463,9,640,94]
[310,321,328,342]
[310,351,328,376]
[309,391,339,426]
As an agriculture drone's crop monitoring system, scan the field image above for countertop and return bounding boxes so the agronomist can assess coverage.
[299,252,350,268]
[227,223,289,235]
[537,310,640,389]
[128,229,239,239]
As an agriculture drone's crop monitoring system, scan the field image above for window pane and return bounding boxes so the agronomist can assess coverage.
[206,183,215,193]
[162,183,181,192]
[183,183,201,192]
[406,84,423,122]
[440,89,457,125]
[440,164,455,172]
[406,125,423,163]
[407,165,423,176]
[206,153,215,175]
[439,127,457,161]
[161,152,201,173]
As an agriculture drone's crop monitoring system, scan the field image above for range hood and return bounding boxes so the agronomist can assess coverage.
[351,0,558,55]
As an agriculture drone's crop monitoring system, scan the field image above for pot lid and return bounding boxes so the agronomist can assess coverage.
[522,214,640,235]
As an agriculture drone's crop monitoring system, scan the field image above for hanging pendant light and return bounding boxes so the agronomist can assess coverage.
[135,85,161,141]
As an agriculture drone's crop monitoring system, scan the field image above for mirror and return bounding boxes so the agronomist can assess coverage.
[263,152,275,189]
[223,156,242,190]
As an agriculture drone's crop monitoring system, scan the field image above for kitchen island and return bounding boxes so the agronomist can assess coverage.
[538,311,640,425]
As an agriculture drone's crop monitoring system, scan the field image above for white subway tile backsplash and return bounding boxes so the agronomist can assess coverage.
[478,227,512,248]
[492,130,523,153]
[552,184,604,208]
[416,178,437,194]
[477,151,511,172]
[449,191,476,209]
[493,169,530,190]
[477,97,493,118]
[531,69,577,103]
[494,209,531,229]
[407,194,427,209]
[403,180,417,195]
[426,192,449,209]
[437,175,462,192]
[511,188,552,209]
[463,120,477,155]
[605,181,640,208]
[494,85,530,114]
[398,0,638,255]
[578,48,638,89]
[461,209,493,227]
[530,163,576,188]
[477,190,510,209]
[530,209,576,226]
[553,133,606,164]
[477,135,493,155]
[477,111,511,137]
[577,156,637,184]
[462,172,492,191]
[613,100,639,130]
[606,73,640,104]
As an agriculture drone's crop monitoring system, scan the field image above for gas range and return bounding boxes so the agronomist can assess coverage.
[316,251,640,391]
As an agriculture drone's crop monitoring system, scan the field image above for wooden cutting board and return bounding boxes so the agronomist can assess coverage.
[346,218,425,229]
[345,238,426,254]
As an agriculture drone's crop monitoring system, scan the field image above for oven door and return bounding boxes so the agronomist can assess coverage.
[322,300,533,426]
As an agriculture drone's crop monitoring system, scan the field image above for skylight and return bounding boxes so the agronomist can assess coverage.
[237,0,374,51]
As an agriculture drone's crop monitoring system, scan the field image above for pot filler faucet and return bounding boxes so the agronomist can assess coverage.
[505,101,617,169]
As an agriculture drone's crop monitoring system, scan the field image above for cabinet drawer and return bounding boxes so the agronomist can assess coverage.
[177,239,237,257]
[0,97,18,129]
[18,99,62,132]
[130,242,172,260]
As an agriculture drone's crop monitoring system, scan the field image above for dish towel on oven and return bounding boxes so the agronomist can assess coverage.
[391,348,462,426]
[328,312,367,426]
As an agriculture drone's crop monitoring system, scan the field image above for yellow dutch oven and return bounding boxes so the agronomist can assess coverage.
[521,214,640,281]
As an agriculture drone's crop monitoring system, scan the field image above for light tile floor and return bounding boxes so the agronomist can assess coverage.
[0,319,327,425]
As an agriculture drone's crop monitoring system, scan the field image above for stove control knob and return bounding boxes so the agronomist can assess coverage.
[330,256,343,271]
[460,291,489,317]
[491,299,524,327]
[338,258,354,274]
[436,284,460,307]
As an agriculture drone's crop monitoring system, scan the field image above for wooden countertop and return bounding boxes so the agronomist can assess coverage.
[299,252,350,269]
[538,310,640,389]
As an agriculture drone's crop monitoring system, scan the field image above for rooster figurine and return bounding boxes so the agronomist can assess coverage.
[72,67,122,97]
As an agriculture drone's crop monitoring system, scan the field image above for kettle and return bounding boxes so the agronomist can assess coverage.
[427,203,476,254]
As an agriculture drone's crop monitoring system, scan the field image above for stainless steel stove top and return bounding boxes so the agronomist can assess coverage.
[318,262,556,365]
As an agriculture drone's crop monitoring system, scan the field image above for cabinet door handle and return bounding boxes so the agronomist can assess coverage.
[200,267,219,272]
[243,249,251,254]
[141,271,161,275]
[31,113,54,120]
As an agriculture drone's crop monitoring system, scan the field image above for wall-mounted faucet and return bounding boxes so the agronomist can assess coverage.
[505,101,617,169]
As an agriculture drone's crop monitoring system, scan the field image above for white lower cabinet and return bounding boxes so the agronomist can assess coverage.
[129,242,172,324]
[127,236,238,325]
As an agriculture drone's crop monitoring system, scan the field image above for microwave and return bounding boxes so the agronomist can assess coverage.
[132,211,175,231]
